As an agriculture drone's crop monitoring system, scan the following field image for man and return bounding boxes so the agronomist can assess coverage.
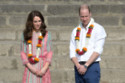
[69,4,107,83]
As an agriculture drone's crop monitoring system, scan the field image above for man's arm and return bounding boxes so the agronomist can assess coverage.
[84,25,107,67]
[71,52,99,75]
[84,52,99,67]
[71,57,80,70]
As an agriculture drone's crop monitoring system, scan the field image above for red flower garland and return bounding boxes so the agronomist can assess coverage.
[75,24,94,55]
[27,35,43,64]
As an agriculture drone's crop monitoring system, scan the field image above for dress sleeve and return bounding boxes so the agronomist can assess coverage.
[20,33,29,65]
[46,32,53,64]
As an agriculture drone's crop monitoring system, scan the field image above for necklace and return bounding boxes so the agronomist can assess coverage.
[27,32,43,64]
[75,24,94,55]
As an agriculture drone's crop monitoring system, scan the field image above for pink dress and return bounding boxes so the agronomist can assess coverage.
[20,31,53,83]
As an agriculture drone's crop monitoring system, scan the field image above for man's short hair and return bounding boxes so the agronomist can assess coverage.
[79,4,91,15]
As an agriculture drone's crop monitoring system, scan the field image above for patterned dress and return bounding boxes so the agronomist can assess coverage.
[20,31,52,83]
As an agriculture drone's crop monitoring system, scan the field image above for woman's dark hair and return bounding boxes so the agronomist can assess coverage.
[23,10,47,42]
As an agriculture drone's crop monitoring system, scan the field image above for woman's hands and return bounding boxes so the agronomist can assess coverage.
[25,63,37,74]
[36,67,47,77]
[36,62,50,77]
[26,62,49,77]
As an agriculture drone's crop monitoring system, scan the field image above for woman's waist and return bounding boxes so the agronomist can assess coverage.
[32,55,46,58]
[32,51,48,57]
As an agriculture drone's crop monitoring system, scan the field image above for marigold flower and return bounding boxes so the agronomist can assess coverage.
[37,44,41,47]
[28,58,35,64]
[76,31,80,37]
[75,37,80,40]
[89,24,94,28]
[27,40,32,44]
[86,34,91,38]
[87,28,93,34]
[38,36,43,40]
[77,27,81,31]
[75,49,80,52]
[28,54,33,58]
[38,40,42,44]
[82,47,87,52]
[34,57,39,62]
[78,51,84,55]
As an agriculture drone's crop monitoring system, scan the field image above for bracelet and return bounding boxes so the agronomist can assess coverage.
[83,64,88,69]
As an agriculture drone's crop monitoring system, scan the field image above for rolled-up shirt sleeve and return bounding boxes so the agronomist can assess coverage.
[69,29,76,59]
[94,27,107,54]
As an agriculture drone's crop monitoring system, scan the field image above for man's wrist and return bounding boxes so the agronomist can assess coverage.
[83,64,88,69]
[76,63,80,70]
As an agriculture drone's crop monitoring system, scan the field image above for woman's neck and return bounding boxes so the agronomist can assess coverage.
[33,29,40,33]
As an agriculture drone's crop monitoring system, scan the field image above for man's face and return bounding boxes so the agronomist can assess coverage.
[80,9,91,27]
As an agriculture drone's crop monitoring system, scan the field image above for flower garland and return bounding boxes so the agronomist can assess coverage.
[27,32,43,64]
[75,24,94,55]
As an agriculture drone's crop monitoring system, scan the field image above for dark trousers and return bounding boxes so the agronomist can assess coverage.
[75,62,100,83]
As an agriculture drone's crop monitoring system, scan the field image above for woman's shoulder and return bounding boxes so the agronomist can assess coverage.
[21,32,24,40]
[44,31,52,40]
[47,31,52,36]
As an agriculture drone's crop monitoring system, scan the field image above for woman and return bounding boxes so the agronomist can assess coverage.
[21,10,53,83]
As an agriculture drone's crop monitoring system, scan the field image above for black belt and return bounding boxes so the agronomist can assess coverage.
[79,61,99,65]
[79,61,86,65]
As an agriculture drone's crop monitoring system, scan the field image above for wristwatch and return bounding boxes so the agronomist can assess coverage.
[83,64,88,69]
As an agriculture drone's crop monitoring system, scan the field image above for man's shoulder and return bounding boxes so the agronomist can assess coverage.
[94,22,105,30]
[94,22,107,36]
[94,22,103,28]
[72,25,79,32]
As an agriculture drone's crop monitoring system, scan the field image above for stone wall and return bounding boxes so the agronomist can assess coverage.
[0,0,125,83]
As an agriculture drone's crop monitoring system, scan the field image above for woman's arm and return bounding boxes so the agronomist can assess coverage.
[20,34,38,75]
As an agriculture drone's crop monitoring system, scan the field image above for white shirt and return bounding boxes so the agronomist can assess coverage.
[69,20,107,62]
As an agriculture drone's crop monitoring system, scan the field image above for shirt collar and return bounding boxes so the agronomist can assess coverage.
[79,18,94,30]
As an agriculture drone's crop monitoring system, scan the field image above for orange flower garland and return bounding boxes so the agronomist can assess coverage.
[37,44,42,47]
[75,27,81,41]
[28,54,33,58]
[75,24,94,55]
[34,57,39,62]
[27,40,32,44]
[38,36,43,40]
[27,33,43,64]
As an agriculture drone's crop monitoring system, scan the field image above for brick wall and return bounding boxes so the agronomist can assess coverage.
[0,0,125,83]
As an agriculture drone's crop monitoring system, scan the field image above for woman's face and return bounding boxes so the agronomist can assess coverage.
[33,16,42,31]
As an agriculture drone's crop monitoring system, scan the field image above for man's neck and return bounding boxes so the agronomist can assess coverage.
[82,24,87,29]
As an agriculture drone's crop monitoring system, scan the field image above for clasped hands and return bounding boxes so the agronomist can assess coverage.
[31,67,47,77]
[77,64,87,75]
[25,62,48,77]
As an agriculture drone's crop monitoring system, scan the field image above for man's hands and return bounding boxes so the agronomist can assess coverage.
[77,64,87,75]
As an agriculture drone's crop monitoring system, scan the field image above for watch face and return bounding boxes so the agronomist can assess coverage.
[84,64,88,69]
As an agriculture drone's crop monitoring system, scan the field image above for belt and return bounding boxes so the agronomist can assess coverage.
[79,61,99,65]
[79,61,86,65]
